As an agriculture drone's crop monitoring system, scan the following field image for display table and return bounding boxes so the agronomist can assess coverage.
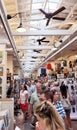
[0,98,14,130]
[70,112,77,120]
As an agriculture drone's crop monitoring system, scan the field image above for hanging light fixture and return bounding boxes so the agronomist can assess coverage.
[16,14,26,32]
[7,13,26,32]
[16,22,26,32]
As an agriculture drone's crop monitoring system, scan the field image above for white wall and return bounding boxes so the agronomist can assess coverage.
[7,55,13,74]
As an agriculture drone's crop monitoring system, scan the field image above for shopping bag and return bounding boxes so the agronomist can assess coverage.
[61,98,71,110]
[17,98,21,105]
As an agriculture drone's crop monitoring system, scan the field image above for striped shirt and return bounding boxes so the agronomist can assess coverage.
[54,101,66,118]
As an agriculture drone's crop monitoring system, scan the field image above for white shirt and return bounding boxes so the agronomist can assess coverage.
[20,90,28,104]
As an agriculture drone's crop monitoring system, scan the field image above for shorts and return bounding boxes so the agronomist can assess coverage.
[20,102,28,111]
[65,109,71,116]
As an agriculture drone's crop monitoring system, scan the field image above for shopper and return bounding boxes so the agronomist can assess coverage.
[40,89,66,118]
[53,90,66,119]
[26,80,36,102]
[19,84,28,122]
[60,82,73,130]
[29,80,41,128]
[35,101,65,130]
[7,80,12,98]
[39,89,53,102]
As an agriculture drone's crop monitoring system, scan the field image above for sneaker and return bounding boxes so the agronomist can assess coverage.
[30,123,35,128]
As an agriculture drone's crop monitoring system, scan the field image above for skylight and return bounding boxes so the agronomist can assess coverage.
[49,0,61,2]
[45,2,58,11]
[33,0,45,3]
[32,3,43,10]
[32,0,61,11]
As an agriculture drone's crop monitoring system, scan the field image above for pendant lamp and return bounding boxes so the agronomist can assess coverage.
[7,13,26,32]
[16,22,26,32]
[16,14,26,32]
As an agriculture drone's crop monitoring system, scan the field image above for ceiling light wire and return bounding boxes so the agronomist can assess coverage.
[16,13,26,32]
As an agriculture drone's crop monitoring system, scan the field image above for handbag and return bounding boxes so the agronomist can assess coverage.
[61,98,71,110]
[31,115,37,126]
[18,98,21,105]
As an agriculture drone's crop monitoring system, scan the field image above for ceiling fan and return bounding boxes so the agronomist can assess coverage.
[37,37,50,45]
[39,6,66,26]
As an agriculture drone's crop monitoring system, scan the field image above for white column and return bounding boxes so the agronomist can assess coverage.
[0,44,7,98]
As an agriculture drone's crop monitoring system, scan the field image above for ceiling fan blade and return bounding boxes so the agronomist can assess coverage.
[33,50,41,53]
[31,61,35,62]
[38,41,41,45]
[52,6,66,16]
[37,37,46,42]
[41,37,46,41]
[39,9,47,15]
[37,40,41,45]
[37,36,49,45]
[52,17,65,21]
[42,40,50,43]
[32,56,37,59]
[46,19,50,26]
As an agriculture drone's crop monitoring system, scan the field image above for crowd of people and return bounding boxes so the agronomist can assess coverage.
[18,77,73,130]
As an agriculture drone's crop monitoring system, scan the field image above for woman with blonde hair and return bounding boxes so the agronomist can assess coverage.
[35,101,65,130]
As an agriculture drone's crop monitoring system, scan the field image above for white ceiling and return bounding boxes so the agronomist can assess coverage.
[0,0,77,77]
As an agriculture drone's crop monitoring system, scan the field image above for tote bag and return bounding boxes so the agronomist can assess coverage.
[61,98,71,110]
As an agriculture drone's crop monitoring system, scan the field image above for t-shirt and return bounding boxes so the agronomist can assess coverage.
[20,90,28,104]
[54,101,66,118]
[30,91,39,111]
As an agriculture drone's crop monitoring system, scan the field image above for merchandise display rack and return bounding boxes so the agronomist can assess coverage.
[0,98,14,130]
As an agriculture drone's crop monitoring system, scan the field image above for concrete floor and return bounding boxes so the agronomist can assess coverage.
[71,120,77,130]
